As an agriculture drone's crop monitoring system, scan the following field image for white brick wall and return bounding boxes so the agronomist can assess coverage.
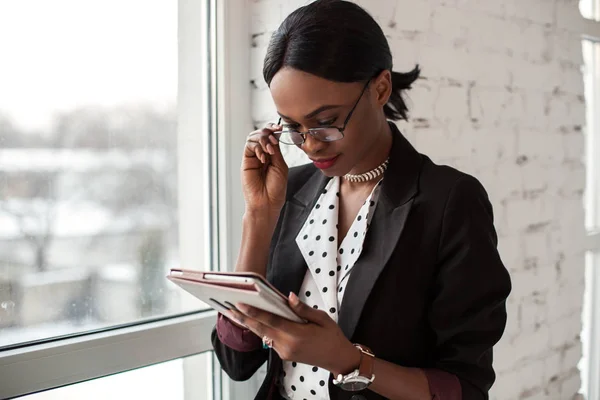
[249,0,587,398]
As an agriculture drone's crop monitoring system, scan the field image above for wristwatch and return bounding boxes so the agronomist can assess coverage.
[332,344,375,391]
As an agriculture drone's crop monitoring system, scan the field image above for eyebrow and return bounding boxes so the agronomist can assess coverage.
[278,104,342,121]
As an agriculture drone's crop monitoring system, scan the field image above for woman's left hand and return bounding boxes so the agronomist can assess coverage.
[230,293,360,376]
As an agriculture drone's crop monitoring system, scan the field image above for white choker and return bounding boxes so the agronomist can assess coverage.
[344,158,389,183]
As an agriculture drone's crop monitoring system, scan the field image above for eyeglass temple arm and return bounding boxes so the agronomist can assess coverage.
[341,80,371,130]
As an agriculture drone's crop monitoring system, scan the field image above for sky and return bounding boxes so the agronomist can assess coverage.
[0,0,177,132]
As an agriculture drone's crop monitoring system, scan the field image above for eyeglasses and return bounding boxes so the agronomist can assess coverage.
[273,80,371,146]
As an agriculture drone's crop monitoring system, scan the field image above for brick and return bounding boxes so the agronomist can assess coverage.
[563,132,585,162]
[414,127,472,160]
[389,38,422,71]
[250,47,268,88]
[511,266,556,300]
[478,162,523,201]
[547,300,583,340]
[510,61,561,91]
[521,162,550,193]
[406,80,437,121]
[498,235,523,266]
[561,342,582,374]
[504,0,555,24]
[467,13,523,56]
[523,231,550,265]
[393,0,432,32]
[352,0,397,24]
[433,86,469,120]
[560,65,585,96]
[505,197,554,233]
[517,130,564,164]
[544,351,562,383]
[430,6,470,40]
[519,24,553,63]
[556,0,587,31]
[522,92,549,130]
[518,300,550,342]
[468,86,512,125]
[553,30,584,65]
[559,368,582,399]
[251,88,276,122]
[546,95,585,130]
[251,0,284,34]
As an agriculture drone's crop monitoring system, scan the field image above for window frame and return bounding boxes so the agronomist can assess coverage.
[0,0,251,398]
[582,1,600,398]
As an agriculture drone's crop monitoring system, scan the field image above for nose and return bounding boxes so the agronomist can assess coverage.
[300,134,327,155]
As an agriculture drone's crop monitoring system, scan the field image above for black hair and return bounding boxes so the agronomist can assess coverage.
[263,0,420,121]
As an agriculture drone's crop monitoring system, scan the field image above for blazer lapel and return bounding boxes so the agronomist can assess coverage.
[270,169,330,298]
[338,123,423,339]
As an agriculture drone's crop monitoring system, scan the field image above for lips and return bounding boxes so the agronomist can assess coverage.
[311,155,339,170]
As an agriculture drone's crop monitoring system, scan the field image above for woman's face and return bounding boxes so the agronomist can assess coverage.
[269,67,391,177]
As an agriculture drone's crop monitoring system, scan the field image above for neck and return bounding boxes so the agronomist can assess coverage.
[343,120,393,188]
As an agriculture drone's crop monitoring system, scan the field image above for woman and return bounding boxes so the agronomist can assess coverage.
[212,1,511,399]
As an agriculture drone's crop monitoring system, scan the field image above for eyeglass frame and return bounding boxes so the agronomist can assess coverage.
[274,79,372,145]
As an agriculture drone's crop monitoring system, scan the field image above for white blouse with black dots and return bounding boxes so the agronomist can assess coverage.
[278,176,383,400]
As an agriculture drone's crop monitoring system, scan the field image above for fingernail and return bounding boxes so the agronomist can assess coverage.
[237,303,248,313]
[289,292,299,305]
[269,135,278,145]
[266,144,275,154]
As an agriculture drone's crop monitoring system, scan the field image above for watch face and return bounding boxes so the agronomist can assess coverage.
[340,377,371,392]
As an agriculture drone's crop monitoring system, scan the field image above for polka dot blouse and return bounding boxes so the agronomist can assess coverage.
[278,176,383,400]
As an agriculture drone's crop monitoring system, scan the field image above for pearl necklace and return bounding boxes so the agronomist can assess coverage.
[343,158,389,183]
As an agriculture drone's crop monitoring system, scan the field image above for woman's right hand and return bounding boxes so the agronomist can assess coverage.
[242,123,288,218]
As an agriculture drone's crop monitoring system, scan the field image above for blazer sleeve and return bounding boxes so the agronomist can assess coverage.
[211,202,288,381]
[428,175,512,399]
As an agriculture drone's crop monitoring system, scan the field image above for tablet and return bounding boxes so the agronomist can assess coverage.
[167,269,305,324]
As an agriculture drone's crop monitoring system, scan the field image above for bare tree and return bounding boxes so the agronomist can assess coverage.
[0,105,177,273]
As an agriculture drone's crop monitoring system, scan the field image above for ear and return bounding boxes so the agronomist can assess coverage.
[372,69,392,107]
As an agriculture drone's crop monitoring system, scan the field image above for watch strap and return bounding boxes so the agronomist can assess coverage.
[354,344,375,380]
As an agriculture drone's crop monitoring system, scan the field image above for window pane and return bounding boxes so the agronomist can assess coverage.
[580,0,600,21]
[584,40,600,232]
[581,251,600,400]
[0,0,206,349]
[20,352,213,400]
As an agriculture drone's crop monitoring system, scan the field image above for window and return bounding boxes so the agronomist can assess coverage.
[0,0,254,398]
[22,352,213,400]
[0,0,206,350]
[581,1,600,399]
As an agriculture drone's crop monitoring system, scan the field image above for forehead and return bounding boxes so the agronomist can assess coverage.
[269,68,361,119]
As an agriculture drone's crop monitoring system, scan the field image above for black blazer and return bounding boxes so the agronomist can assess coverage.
[212,123,512,399]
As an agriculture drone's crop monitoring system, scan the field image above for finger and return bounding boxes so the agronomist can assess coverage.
[253,144,267,164]
[258,135,273,155]
[288,292,330,325]
[236,303,291,331]
[229,309,277,339]
[264,122,282,132]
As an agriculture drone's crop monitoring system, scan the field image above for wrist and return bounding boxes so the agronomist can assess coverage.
[330,343,361,377]
[243,208,281,224]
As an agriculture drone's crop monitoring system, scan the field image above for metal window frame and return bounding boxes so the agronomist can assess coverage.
[212,0,261,399]
[0,312,217,399]
[582,1,600,397]
[0,0,227,398]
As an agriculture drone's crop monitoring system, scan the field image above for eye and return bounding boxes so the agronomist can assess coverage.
[283,123,300,131]
[317,118,337,126]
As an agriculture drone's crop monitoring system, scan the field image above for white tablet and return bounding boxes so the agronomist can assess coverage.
[167,269,305,324]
